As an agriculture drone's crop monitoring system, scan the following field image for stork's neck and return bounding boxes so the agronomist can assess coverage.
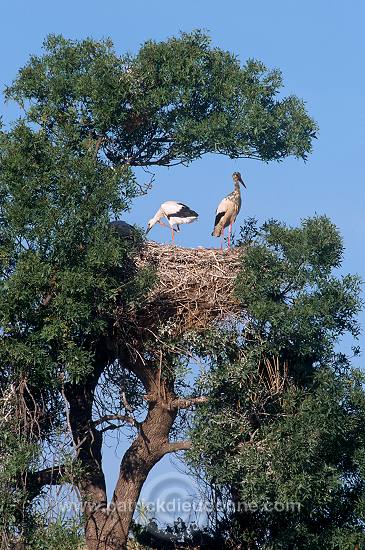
[152,208,164,225]
[233,179,241,193]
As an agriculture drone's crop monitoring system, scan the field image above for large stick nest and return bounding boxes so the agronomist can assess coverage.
[128,241,243,335]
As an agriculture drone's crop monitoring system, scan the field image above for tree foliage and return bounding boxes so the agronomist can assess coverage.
[189,218,365,549]
[5,32,317,166]
[236,216,360,362]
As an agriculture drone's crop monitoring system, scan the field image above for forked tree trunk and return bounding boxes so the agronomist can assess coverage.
[84,399,178,550]
[65,348,189,550]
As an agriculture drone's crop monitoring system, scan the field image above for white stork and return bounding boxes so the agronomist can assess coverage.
[146,201,199,243]
[212,172,246,250]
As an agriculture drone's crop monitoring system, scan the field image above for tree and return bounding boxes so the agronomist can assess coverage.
[189,217,365,550]
[0,32,317,549]
[5,32,316,166]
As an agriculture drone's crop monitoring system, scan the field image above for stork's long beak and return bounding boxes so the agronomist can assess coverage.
[239,176,246,188]
[146,226,151,234]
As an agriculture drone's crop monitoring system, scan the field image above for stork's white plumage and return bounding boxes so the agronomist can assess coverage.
[146,201,199,243]
[212,172,246,250]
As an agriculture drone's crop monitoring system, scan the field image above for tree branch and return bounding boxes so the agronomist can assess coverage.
[121,346,157,393]
[41,292,53,307]
[27,465,66,491]
[171,396,208,409]
[164,440,192,453]
[93,135,105,160]
[99,423,119,433]
[94,414,138,428]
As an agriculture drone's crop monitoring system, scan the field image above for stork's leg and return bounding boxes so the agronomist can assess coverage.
[159,220,169,228]
[220,227,225,251]
[171,227,175,244]
[228,223,233,250]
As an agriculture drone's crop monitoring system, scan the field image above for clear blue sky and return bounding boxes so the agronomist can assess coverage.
[2,0,364,525]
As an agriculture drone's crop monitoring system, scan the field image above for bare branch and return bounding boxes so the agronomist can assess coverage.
[93,135,105,160]
[120,393,134,415]
[121,346,157,393]
[171,396,208,409]
[94,414,138,428]
[143,395,208,409]
[164,440,192,453]
[41,293,53,307]
[100,423,119,433]
[28,465,66,490]
[60,384,77,452]
[137,167,155,195]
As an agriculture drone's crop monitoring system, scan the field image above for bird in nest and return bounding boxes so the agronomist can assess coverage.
[109,220,136,239]
[146,201,199,243]
[212,172,246,250]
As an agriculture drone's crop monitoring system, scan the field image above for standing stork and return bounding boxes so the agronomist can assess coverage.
[212,172,246,250]
[146,201,199,243]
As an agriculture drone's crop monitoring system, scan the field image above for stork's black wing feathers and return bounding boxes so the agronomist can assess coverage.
[214,211,226,228]
[167,203,198,219]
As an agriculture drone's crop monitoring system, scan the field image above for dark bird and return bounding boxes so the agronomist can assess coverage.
[212,172,246,249]
[146,201,199,243]
[109,220,136,238]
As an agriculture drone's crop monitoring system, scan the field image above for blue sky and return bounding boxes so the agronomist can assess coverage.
[2,0,364,525]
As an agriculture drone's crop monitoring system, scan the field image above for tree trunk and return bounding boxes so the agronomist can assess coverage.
[65,346,184,550]
[84,398,177,550]
[63,352,110,550]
